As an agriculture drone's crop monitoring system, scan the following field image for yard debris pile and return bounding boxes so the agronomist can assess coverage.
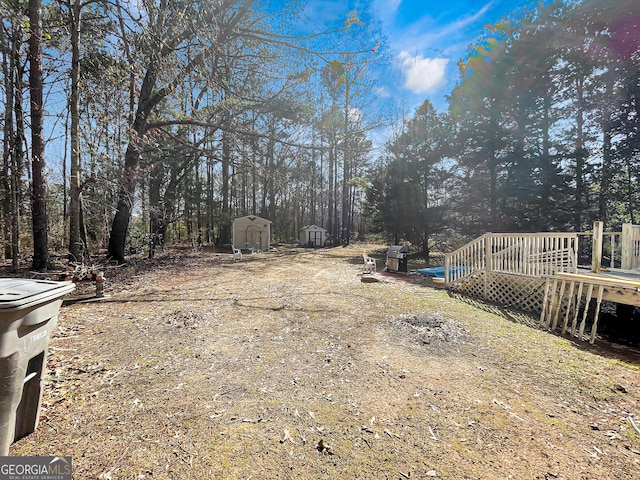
[390,312,471,349]
[156,308,209,329]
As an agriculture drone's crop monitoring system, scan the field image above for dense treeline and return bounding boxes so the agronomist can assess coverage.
[371,0,640,257]
[1,0,639,269]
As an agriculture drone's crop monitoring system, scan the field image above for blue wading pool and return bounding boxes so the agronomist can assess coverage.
[416,266,465,279]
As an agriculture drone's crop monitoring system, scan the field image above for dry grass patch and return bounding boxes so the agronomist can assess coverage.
[6,245,640,479]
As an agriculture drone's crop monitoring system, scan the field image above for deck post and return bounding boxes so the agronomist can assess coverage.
[484,233,492,299]
[621,223,632,270]
[444,254,450,283]
[592,221,603,273]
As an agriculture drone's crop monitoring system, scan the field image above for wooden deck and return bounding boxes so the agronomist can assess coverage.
[441,222,640,343]
[540,269,640,343]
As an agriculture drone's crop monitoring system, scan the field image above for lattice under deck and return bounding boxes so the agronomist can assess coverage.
[451,272,546,313]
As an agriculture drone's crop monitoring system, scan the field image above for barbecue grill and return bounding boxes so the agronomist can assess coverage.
[386,245,409,273]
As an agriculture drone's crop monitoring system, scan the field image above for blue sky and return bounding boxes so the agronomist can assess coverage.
[288,0,539,114]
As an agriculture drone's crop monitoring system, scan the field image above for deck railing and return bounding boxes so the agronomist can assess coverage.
[444,234,488,283]
[444,232,579,284]
[621,223,640,270]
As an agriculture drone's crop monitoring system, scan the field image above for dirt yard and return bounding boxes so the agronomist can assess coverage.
[8,246,640,479]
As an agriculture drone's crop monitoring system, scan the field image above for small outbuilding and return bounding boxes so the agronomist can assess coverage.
[232,215,272,252]
[300,225,327,248]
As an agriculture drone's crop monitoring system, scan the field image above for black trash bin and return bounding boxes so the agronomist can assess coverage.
[0,278,75,455]
[386,245,409,273]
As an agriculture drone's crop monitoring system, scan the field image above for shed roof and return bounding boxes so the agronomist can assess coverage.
[301,224,327,231]
[234,215,272,224]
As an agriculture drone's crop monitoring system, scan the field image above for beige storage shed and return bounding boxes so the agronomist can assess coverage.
[300,225,327,247]
[232,215,272,252]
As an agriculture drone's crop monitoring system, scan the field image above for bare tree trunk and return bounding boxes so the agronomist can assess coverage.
[27,0,50,271]
[206,152,214,243]
[488,105,499,230]
[319,129,324,228]
[310,131,316,226]
[148,163,164,259]
[68,0,85,262]
[341,80,351,245]
[332,144,339,243]
[250,132,257,215]
[11,42,25,271]
[219,117,232,245]
[540,75,553,216]
[266,122,276,223]
[327,138,334,243]
[574,74,586,233]
[625,160,635,224]
[107,66,158,263]
[78,195,88,250]
[2,34,14,260]
[195,156,202,241]
[598,69,614,225]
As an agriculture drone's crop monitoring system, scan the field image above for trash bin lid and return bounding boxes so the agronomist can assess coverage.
[0,278,75,310]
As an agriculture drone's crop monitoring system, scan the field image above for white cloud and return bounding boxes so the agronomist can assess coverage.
[369,3,493,98]
[373,85,391,98]
[397,51,449,94]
